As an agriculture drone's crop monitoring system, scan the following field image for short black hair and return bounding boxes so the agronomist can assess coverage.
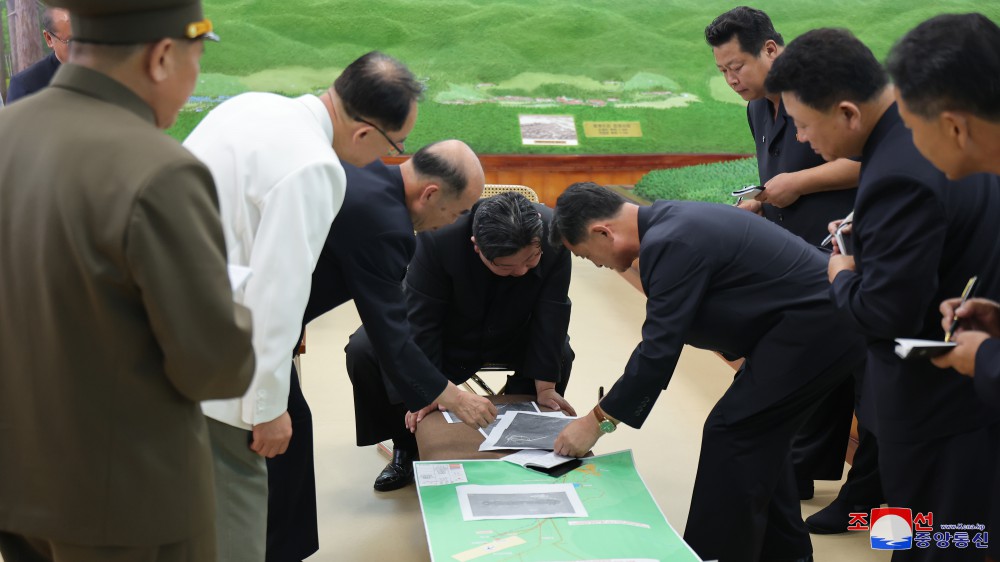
[886,13,1000,121]
[705,6,784,54]
[472,192,543,261]
[764,28,888,111]
[549,182,626,246]
[410,141,469,198]
[334,51,424,131]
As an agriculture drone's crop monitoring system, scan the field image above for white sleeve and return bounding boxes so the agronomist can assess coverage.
[240,160,346,425]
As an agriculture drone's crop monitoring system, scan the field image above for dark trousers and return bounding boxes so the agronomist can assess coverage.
[878,423,999,562]
[684,353,856,562]
[824,361,883,508]
[790,374,855,482]
[800,362,883,506]
[837,423,883,505]
[344,325,573,450]
[265,365,318,562]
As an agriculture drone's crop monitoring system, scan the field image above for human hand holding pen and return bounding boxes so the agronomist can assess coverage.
[944,276,979,342]
[735,198,763,215]
[939,295,1000,338]
[434,382,497,430]
[758,172,803,208]
[822,212,854,252]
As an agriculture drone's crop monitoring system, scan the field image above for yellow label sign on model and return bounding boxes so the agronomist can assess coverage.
[583,121,643,138]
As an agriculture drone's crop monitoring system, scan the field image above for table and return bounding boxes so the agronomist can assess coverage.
[415,394,555,461]
[413,396,700,561]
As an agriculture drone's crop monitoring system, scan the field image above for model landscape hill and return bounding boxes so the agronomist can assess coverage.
[155,0,997,155]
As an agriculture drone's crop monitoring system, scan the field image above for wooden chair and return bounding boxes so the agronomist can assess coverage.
[464,365,509,396]
[480,183,539,203]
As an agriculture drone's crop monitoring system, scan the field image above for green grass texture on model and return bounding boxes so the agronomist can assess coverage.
[635,157,759,204]
[154,0,999,154]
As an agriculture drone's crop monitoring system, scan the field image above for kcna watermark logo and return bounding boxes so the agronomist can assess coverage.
[847,508,989,551]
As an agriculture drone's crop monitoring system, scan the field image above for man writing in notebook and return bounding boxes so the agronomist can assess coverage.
[767,28,1000,562]
[885,13,1000,408]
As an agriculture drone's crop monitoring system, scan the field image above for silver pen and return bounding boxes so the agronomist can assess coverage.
[821,210,855,247]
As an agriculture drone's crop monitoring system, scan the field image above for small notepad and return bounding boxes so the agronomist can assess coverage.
[894,338,956,359]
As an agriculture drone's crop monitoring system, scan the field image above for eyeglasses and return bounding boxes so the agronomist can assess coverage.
[45,30,71,45]
[354,117,404,156]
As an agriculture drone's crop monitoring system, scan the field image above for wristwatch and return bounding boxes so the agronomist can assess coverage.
[592,405,618,434]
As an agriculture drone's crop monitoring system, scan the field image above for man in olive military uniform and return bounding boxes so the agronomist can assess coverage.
[0,2,255,561]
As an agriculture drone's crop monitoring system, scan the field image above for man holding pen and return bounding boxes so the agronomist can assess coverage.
[767,29,1000,562]
[885,13,1000,408]
[934,296,1000,404]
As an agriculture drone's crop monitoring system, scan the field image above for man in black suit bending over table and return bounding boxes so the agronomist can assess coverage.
[270,140,494,562]
[767,28,1000,562]
[346,191,577,491]
[550,182,867,562]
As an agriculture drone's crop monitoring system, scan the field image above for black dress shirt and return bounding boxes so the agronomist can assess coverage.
[404,201,571,384]
[748,97,857,246]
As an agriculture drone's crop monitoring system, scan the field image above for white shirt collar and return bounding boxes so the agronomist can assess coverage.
[296,94,334,144]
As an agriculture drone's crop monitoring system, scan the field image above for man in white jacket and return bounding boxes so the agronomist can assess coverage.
[184,51,421,562]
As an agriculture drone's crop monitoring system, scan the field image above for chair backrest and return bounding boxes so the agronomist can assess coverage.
[481,184,539,203]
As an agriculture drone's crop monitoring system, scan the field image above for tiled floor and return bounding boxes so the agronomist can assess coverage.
[301,259,887,561]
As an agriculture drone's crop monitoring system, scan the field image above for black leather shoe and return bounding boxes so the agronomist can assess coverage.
[806,499,879,534]
[374,447,417,492]
[797,478,814,501]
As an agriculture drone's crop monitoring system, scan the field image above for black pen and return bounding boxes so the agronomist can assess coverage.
[945,276,978,342]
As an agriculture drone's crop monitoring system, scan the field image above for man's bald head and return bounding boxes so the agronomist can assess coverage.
[42,8,70,32]
[334,51,423,132]
[404,140,485,232]
[42,8,72,63]
[411,139,485,199]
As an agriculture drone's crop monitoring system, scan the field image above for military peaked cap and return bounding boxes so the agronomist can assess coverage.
[44,0,219,44]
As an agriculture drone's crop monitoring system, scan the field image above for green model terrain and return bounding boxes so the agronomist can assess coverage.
[162,0,997,156]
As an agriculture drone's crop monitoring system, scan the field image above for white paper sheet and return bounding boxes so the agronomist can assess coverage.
[479,411,576,451]
[457,483,588,521]
[415,463,468,487]
[503,449,577,470]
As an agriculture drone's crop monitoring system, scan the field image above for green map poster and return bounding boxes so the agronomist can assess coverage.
[415,450,700,561]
